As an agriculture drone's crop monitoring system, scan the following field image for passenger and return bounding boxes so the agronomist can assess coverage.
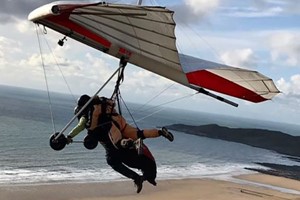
[66,95,174,193]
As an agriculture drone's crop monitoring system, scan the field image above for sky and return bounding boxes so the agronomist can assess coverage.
[0,0,299,125]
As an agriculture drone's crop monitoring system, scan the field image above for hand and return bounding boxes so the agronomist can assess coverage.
[66,136,73,144]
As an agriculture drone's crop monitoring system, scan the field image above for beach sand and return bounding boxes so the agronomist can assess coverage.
[1,174,299,200]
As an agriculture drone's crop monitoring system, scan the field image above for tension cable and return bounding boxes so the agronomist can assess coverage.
[41,34,76,102]
[35,24,57,133]
[133,83,175,114]
[132,92,199,124]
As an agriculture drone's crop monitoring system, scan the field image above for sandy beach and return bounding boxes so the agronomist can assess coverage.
[1,174,299,200]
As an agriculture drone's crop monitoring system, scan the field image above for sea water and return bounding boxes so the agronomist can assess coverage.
[0,85,299,185]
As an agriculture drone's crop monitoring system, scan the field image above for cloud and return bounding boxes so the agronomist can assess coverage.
[276,74,300,104]
[0,23,116,95]
[0,0,54,23]
[16,20,32,33]
[220,48,258,69]
[0,36,22,64]
[265,0,300,14]
[222,0,300,18]
[269,32,300,67]
[285,1,300,14]
[223,6,283,18]
[171,0,220,24]
[122,69,173,95]
[184,0,219,15]
[282,74,300,95]
[0,35,45,87]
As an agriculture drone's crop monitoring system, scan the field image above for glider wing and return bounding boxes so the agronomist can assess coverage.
[28,2,280,103]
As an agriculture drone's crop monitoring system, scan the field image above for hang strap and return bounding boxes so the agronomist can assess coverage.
[111,57,127,115]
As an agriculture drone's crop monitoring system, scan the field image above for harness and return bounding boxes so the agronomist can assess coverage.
[86,57,144,150]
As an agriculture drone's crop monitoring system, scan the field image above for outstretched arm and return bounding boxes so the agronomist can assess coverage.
[67,116,87,138]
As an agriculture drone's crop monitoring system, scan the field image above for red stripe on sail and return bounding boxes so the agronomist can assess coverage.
[118,48,132,57]
[47,13,111,48]
[186,70,267,103]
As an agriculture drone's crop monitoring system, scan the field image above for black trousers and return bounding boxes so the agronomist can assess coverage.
[91,123,156,182]
[106,146,157,182]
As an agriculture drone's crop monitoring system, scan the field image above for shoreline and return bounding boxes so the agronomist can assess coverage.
[236,173,300,193]
[0,173,299,200]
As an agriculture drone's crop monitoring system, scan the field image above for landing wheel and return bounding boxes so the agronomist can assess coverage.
[83,134,98,150]
[49,132,67,151]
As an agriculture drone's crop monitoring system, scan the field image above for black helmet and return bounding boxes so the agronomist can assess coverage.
[74,95,91,119]
[74,106,81,115]
[77,94,90,107]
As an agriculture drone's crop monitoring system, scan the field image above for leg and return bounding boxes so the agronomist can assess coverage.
[123,125,160,140]
[106,152,143,193]
[106,152,140,180]
[122,124,174,142]
[140,145,157,185]
[143,129,160,138]
[122,147,157,186]
[113,114,173,141]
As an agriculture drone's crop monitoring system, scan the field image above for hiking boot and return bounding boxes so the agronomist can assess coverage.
[160,127,174,142]
[147,179,157,186]
[134,175,143,193]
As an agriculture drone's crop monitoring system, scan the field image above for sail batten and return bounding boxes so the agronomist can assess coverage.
[71,15,176,51]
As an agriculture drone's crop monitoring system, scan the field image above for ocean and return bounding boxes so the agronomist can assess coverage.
[0,85,299,186]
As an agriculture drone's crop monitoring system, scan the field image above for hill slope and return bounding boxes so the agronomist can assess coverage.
[166,124,300,157]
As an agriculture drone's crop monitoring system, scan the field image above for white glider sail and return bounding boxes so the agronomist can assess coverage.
[28,1,280,104]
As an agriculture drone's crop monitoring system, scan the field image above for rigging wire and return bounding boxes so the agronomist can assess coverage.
[132,106,165,124]
[35,24,57,133]
[119,94,140,128]
[132,92,199,124]
[175,20,224,64]
[141,92,198,113]
[133,83,175,113]
[112,70,188,128]
[41,34,77,103]
[186,24,223,63]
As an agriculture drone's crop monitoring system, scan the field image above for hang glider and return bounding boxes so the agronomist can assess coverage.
[28,1,280,106]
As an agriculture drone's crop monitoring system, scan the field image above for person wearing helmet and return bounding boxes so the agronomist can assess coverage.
[65,94,161,193]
